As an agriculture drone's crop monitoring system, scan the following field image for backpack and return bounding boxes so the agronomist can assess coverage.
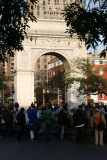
[93,112,101,127]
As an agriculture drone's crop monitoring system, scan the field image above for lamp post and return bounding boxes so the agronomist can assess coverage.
[41,70,46,106]
[2,81,6,105]
[65,83,68,103]
[11,84,14,106]
[2,83,4,105]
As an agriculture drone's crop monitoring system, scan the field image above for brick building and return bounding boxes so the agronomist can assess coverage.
[88,50,107,104]
[48,57,65,105]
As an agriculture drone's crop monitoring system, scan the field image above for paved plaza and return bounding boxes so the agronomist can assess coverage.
[0,133,106,160]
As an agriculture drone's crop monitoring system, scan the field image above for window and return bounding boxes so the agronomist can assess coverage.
[31,5,33,10]
[48,0,50,4]
[56,8,60,14]
[100,60,103,65]
[91,60,95,64]
[11,67,14,70]
[51,72,52,77]
[53,70,55,76]
[37,5,40,10]
[80,0,82,3]
[44,65,47,69]
[37,11,39,16]
[49,7,52,12]
[43,1,45,5]
[100,93,104,99]
[99,68,103,75]
[43,7,45,11]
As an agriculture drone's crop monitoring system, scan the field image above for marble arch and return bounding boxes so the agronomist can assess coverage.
[14,19,87,109]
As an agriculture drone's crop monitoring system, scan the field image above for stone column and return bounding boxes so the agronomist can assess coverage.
[14,47,34,109]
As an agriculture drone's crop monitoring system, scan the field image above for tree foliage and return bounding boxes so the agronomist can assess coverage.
[0,64,12,99]
[63,0,107,57]
[0,0,37,62]
[65,58,107,96]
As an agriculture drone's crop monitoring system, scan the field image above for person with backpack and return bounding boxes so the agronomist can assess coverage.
[16,107,26,141]
[91,107,106,146]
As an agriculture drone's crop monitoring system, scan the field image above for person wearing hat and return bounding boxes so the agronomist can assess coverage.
[91,107,106,146]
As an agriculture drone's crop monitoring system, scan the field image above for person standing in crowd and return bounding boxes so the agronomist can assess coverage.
[91,107,106,146]
[100,103,105,116]
[0,108,3,137]
[57,107,67,140]
[14,102,19,111]
[73,105,88,144]
[43,104,55,144]
[3,107,14,138]
[27,105,42,142]
[16,107,26,141]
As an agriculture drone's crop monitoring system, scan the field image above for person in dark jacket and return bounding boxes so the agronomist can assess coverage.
[14,102,19,111]
[58,107,67,140]
[3,107,14,138]
[17,107,26,141]
[0,108,3,137]
[73,105,88,144]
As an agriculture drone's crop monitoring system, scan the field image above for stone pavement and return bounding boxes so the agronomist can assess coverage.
[0,132,107,160]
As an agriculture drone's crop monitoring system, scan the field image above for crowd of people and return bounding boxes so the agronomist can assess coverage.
[0,101,107,146]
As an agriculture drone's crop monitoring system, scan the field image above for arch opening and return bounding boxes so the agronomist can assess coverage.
[34,52,70,108]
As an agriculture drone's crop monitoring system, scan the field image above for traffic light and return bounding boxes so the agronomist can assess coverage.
[43,89,46,94]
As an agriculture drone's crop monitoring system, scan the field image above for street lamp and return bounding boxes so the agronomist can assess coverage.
[41,70,46,106]
[65,82,68,103]
[11,84,15,106]
[2,81,7,105]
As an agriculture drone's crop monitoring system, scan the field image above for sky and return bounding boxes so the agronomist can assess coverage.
[87,43,106,54]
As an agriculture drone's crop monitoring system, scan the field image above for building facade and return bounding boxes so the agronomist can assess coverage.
[48,57,65,105]
[34,55,53,86]
[28,0,83,20]
[88,50,107,104]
